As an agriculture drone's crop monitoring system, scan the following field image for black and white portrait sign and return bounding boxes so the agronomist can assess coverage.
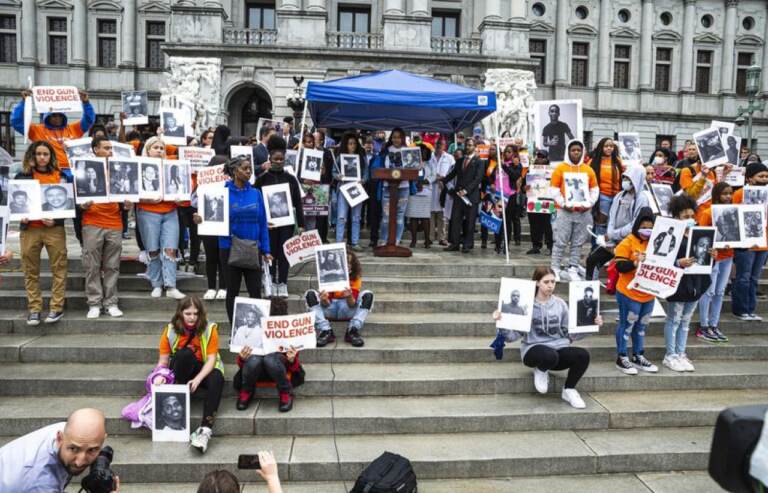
[712,205,742,247]
[694,128,728,168]
[534,99,582,164]
[263,182,295,228]
[315,242,350,292]
[685,227,716,275]
[301,148,324,183]
[617,132,642,167]
[563,172,590,209]
[0,208,8,255]
[724,135,741,165]
[651,184,674,217]
[569,280,600,334]
[646,216,687,267]
[340,154,361,181]
[159,108,189,146]
[285,150,299,174]
[122,90,149,126]
[108,158,140,202]
[64,137,94,162]
[230,296,271,354]
[73,157,109,204]
[163,160,192,202]
[741,204,767,248]
[400,148,422,169]
[139,158,163,201]
[40,183,76,220]
[197,184,229,236]
[112,142,135,159]
[8,179,42,221]
[710,120,735,138]
[340,181,368,208]
[151,384,190,442]
[744,186,768,214]
[496,277,536,332]
[0,164,9,207]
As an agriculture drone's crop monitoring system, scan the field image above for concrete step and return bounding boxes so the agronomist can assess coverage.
[0,390,761,438]
[0,427,713,482]
[5,334,767,365]
[1,360,767,398]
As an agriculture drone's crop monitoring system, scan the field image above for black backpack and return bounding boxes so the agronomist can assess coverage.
[351,452,417,493]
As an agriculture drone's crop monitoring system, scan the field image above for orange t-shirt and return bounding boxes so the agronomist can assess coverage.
[28,170,64,229]
[598,157,622,197]
[679,164,717,191]
[732,188,768,252]
[329,277,362,301]
[697,205,734,260]
[29,122,86,169]
[83,203,122,231]
[138,201,177,214]
[614,234,655,303]
[159,325,219,363]
[550,162,598,207]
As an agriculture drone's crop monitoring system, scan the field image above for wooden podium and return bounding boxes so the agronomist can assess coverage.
[373,167,420,257]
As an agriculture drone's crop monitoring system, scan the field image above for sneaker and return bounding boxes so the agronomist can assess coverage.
[552,270,562,282]
[138,251,150,265]
[278,283,288,298]
[190,426,212,454]
[215,289,227,300]
[697,327,720,343]
[106,306,123,318]
[351,244,365,252]
[533,368,549,394]
[567,266,582,282]
[558,269,570,282]
[749,314,763,321]
[44,311,64,324]
[151,287,163,298]
[526,248,541,255]
[735,313,753,321]
[678,354,695,372]
[278,392,294,412]
[203,289,216,301]
[631,354,658,373]
[86,307,101,319]
[616,356,638,375]
[345,328,365,347]
[26,312,41,326]
[561,388,586,409]
[663,354,686,372]
[712,327,729,343]
[236,390,253,411]
[166,288,186,300]
[316,330,336,347]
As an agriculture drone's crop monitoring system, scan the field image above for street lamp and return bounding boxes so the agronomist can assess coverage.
[736,65,765,152]
[286,76,306,128]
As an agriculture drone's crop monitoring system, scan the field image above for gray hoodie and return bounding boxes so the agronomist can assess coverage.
[606,165,650,244]
[501,295,580,360]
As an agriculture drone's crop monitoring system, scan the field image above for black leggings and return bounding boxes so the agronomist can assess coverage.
[528,212,553,250]
[201,236,227,291]
[522,345,590,389]
[221,248,262,323]
[178,206,200,263]
[586,246,614,281]
[269,225,294,284]
[170,347,224,429]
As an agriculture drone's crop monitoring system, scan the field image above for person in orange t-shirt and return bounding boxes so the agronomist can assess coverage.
[587,138,624,238]
[612,208,658,375]
[304,250,373,348]
[80,136,132,320]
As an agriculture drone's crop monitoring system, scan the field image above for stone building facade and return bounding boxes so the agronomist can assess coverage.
[0,0,766,158]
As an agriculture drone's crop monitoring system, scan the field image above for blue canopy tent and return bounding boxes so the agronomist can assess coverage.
[304,70,496,133]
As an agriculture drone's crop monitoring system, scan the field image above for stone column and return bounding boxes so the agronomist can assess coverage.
[720,0,738,94]
[305,0,326,12]
[72,0,88,66]
[384,0,405,15]
[597,0,612,87]
[639,0,654,89]
[408,0,429,17]
[680,0,697,92]
[485,0,503,20]
[763,4,768,94]
[554,0,569,85]
[121,0,137,67]
[21,0,36,62]
[510,0,526,18]
[278,0,301,9]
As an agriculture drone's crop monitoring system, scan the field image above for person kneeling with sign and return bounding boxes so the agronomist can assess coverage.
[233,298,305,413]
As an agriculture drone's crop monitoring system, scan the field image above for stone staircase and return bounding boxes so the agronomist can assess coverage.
[0,225,760,491]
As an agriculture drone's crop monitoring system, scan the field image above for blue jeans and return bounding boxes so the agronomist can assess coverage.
[732,250,768,315]
[305,290,373,332]
[336,191,362,245]
[664,301,698,356]
[593,193,613,237]
[137,208,180,289]
[380,186,409,244]
[615,291,655,357]
[698,257,733,327]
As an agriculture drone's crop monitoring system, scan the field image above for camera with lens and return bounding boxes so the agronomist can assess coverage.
[710,405,768,492]
[80,446,116,493]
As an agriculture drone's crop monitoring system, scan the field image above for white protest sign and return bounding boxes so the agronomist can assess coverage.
[262,312,317,354]
[179,147,215,170]
[283,230,323,267]
[32,86,82,114]
[23,95,32,144]
[196,164,230,187]
[646,216,687,267]
[629,262,685,299]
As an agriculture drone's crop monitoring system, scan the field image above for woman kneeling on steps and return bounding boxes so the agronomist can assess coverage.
[493,266,600,409]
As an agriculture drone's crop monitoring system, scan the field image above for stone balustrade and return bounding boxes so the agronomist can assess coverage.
[327,31,384,50]
[430,37,482,55]
[224,28,278,45]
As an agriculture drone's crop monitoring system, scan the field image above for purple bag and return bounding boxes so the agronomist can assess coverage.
[121,366,175,430]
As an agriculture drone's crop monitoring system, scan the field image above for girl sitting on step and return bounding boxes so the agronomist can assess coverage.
[493,266,599,409]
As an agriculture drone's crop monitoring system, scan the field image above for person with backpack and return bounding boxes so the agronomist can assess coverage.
[662,194,713,372]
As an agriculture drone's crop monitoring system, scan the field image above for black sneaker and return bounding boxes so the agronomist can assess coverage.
[631,354,658,373]
[712,327,729,343]
[316,330,336,347]
[526,248,541,255]
[615,356,638,375]
[44,311,64,324]
[345,328,365,347]
[696,327,719,343]
[27,312,41,326]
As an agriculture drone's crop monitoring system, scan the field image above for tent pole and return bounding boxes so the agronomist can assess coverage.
[494,114,510,265]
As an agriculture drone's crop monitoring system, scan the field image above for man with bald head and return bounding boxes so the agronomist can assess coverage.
[0,407,120,492]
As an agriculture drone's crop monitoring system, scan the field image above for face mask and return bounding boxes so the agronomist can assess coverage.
[638,228,652,239]
[270,161,284,172]
[685,218,696,228]
[653,156,665,165]
[621,180,632,192]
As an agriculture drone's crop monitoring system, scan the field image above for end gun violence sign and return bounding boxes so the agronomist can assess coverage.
[283,230,323,267]
[32,86,83,114]
[629,262,684,299]
[261,313,317,354]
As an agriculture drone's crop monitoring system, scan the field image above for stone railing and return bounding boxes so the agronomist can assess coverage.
[431,37,482,55]
[327,31,384,50]
[224,28,278,46]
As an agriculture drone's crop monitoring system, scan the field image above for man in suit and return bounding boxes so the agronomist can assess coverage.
[441,138,484,253]
[252,125,274,168]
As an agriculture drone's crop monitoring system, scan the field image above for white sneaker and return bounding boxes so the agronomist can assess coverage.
[278,283,289,297]
[203,289,216,301]
[215,289,227,300]
[561,388,586,409]
[567,266,582,281]
[151,287,163,298]
[663,354,686,372]
[679,353,695,372]
[106,306,123,318]
[86,307,101,319]
[190,426,212,454]
[749,314,763,321]
[138,251,150,265]
[558,269,571,282]
[533,368,549,394]
[166,288,186,300]
[552,270,562,282]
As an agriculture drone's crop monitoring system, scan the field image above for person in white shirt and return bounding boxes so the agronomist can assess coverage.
[431,139,455,246]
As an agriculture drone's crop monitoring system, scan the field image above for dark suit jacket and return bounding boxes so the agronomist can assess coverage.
[442,155,484,204]
[253,143,269,166]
